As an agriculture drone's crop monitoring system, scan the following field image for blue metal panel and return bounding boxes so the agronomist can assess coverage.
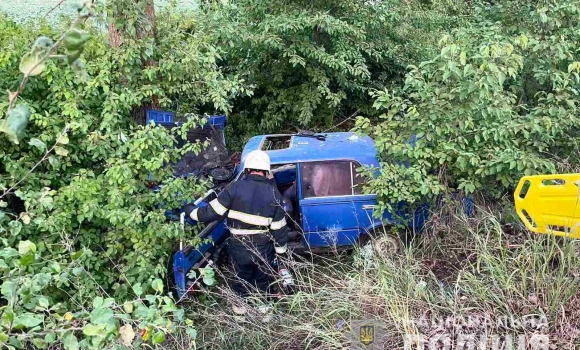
[363,203,427,234]
[206,115,226,129]
[153,115,226,130]
[241,133,380,168]
[300,194,381,247]
[173,219,228,298]
[147,109,175,123]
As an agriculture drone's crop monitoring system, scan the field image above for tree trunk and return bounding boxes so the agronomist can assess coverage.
[108,20,122,48]
[135,0,159,125]
[138,0,157,40]
[108,0,159,125]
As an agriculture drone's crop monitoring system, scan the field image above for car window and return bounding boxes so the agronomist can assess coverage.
[300,161,363,198]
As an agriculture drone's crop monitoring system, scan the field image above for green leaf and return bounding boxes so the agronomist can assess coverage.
[132,283,143,296]
[90,307,114,325]
[151,279,163,294]
[18,240,36,255]
[34,36,53,49]
[201,267,216,286]
[83,323,106,336]
[54,146,69,157]
[0,248,18,259]
[123,301,134,314]
[28,138,46,151]
[1,280,17,299]
[152,331,166,344]
[93,296,104,309]
[0,105,31,144]
[57,135,70,145]
[186,328,197,340]
[67,50,82,65]
[64,29,91,51]
[0,332,8,344]
[48,156,60,168]
[50,261,61,273]
[61,331,79,350]
[44,333,56,344]
[13,313,43,328]
[20,252,35,266]
[38,297,49,309]
[173,308,184,322]
[31,338,47,349]
[71,250,84,260]
[19,51,45,76]
[8,336,23,349]
[459,51,467,65]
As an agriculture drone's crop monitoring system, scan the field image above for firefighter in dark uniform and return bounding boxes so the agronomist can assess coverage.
[183,150,288,315]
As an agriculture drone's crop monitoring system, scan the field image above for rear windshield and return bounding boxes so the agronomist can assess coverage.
[261,135,292,150]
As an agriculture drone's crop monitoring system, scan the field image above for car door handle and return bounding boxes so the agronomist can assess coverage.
[362,205,376,210]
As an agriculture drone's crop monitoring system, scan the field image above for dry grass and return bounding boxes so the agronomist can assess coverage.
[173,203,580,349]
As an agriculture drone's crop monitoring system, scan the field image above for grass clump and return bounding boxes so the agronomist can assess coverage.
[179,206,580,349]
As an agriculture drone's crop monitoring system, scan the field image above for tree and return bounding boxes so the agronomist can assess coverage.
[108,0,159,124]
[355,0,580,213]
[194,0,466,146]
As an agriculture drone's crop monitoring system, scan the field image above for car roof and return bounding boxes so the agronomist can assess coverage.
[241,132,379,167]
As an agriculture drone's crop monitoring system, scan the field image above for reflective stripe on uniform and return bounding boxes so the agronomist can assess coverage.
[190,208,199,221]
[228,210,272,226]
[209,199,228,216]
[230,228,268,235]
[275,245,287,254]
[270,217,286,230]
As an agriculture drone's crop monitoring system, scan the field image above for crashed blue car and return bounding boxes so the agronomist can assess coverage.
[171,131,428,298]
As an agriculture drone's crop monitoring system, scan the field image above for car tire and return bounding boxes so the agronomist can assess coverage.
[359,224,403,259]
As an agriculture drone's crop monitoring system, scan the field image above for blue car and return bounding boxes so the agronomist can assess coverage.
[172,131,428,298]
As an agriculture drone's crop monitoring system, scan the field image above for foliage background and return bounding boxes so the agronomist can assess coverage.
[1,0,579,348]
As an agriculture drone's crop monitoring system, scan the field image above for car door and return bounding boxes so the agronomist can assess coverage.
[298,160,381,248]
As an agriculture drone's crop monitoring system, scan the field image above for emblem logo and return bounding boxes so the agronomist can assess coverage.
[359,324,374,345]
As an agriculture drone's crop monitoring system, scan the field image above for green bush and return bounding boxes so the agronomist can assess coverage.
[0,3,225,347]
[355,0,580,211]
[0,2,241,301]
[0,240,196,349]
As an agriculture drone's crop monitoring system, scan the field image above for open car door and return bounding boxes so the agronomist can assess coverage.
[172,219,229,299]
[514,174,580,238]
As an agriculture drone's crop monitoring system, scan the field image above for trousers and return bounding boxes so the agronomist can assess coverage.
[229,237,275,297]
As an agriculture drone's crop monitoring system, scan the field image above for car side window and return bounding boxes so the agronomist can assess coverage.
[300,161,363,198]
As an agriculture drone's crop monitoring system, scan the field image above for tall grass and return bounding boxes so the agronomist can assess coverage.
[177,205,580,349]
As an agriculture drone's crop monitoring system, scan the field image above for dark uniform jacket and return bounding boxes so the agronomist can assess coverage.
[191,174,288,249]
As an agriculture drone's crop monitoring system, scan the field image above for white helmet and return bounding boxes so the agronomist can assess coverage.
[244,150,271,172]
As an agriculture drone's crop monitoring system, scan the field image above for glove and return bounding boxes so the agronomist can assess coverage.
[182,203,197,223]
[275,245,287,254]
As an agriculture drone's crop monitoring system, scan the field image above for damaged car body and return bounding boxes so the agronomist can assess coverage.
[171,130,428,298]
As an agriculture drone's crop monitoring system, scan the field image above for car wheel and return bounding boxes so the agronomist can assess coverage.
[360,225,403,259]
[372,233,401,259]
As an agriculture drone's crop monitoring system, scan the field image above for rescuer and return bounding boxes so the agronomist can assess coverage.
[183,150,288,314]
